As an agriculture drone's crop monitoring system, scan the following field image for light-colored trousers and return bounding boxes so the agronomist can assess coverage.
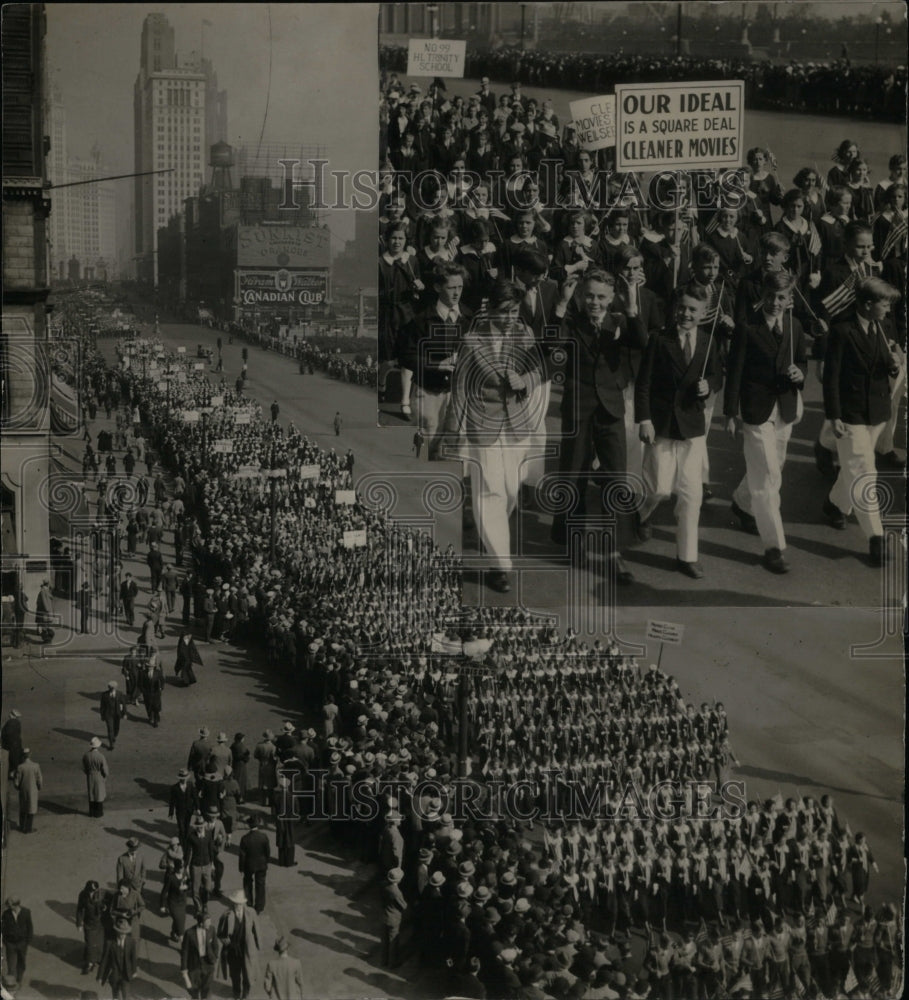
[640,436,707,563]
[830,422,886,539]
[469,437,531,571]
[732,403,795,551]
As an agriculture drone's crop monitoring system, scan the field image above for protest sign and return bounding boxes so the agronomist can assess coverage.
[298,465,321,481]
[213,439,234,453]
[616,80,744,171]
[407,38,466,78]
[234,410,251,425]
[182,409,200,423]
[342,529,367,548]
[335,490,357,505]
[568,94,616,150]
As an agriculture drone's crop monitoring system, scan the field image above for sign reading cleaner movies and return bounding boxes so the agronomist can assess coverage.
[615,80,744,172]
[407,38,466,78]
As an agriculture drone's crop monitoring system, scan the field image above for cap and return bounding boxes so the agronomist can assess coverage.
[456,882,473,899]
[283,721,294,732]
[206,806,220,816]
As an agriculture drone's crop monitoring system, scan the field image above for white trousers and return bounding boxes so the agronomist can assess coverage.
[877,358,905,454]
[732,403,794,551]
[830,422,886,539]
[640,436,706,563]
[624,381,643,484]
[469,437,530,571]
[413,385,451,455]
[523,379,552,487]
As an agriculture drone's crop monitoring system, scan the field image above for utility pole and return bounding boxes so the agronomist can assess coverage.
[520,3,527,51]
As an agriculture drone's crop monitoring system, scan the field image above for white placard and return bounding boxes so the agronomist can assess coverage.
[646,620,685,645]
[213,439,234,453]
[407,38,466,78]
[342,529,367,548]
[177,346,186,354]
[210,394,224,407]
[568,94,616,150]
[615,80,744,171]
[182,409,200,424]
[298,465,320,481]
[234,411,251,425]
[335,490,356,506]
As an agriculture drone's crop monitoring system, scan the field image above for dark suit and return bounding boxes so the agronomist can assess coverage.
[724,316,807,426]
[551,306,648,543]
[1,906,33,984]
[169,780,198,847]
[640,235,693,308]
[98,934,137,999]
[119,578,138,626]
[725,314,808,551]
[100,688,127,748]
[636,326,719,441]
[824,312,897,539]
[181,924,220,999]
[238,828,271,913]
[399,303,474,456]
[636,326,720,562]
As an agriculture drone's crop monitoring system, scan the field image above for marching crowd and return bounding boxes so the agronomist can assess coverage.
[379,48,906,123]
[378,62,906,588]
[3,289,901,999]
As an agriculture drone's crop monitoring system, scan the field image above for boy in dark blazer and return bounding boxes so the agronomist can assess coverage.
[822,276,902,566]
[635,285,720,579]
[724,270,808,574]
[550,269,648,583]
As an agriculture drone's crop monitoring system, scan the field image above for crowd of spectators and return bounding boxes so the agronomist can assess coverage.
[380,47,906,122]
[42,311,897,999]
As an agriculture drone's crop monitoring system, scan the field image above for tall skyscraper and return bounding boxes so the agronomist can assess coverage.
[46,88,117,281]
[133,13,226,285]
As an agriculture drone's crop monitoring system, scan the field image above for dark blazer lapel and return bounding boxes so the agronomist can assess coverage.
[849,320,875,371]
[661,328,688,379]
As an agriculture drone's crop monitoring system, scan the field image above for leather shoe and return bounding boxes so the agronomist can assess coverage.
[875,449,905,470]
[486,570,511,593]
[611,555,635,585]
[731,500,759,535]
[823,498,846,530]
[762,547,790,574]
[634,510,652,542]
[814,440,838,477]
[676,558,704,579]
[869,535,889,567]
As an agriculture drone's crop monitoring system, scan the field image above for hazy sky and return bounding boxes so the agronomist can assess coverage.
[46,4,379,253]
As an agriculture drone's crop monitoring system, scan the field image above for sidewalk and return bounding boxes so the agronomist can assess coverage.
[1,374,449,999]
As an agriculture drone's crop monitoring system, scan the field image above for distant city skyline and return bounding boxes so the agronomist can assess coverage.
[45,4,377,265]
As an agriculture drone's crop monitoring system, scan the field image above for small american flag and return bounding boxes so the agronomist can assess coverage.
[880,216,907,260]
[822,269,861,317]
[844,965,858,994]
[807,223,822,257]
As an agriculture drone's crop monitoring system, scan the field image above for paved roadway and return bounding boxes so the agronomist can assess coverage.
[1,321,902,999]
[378,79,907,609]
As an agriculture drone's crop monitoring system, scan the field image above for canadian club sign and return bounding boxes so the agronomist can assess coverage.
[237,269,328,307]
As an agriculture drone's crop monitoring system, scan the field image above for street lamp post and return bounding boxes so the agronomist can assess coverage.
[520,3,527,51]
[875,17,882,64]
